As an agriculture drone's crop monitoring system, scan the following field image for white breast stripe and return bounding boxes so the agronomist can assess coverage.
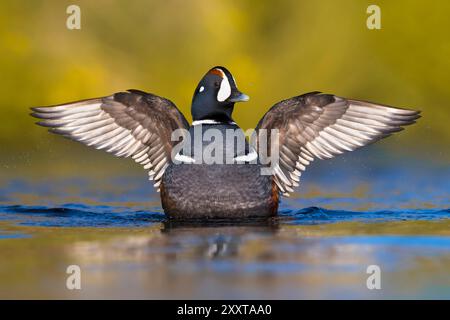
[174,152,196,163]
[234,149,258,162]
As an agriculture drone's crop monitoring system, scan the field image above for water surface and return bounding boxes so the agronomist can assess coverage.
[0,156,449,299]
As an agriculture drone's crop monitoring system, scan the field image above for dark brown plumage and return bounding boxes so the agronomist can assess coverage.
[31,67,420,219]
[31,90,189,189]
[161,164,278,219]
[256,92,420,195]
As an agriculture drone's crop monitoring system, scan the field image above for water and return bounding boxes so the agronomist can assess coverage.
[0,153,449,299]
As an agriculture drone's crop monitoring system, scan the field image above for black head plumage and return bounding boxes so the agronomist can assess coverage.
[191,66,249,122]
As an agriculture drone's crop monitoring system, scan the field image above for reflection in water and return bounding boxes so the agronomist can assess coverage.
[0,160,449,299]
[52,221,450,299]
[161,219,279,259]
[58,222,286,299]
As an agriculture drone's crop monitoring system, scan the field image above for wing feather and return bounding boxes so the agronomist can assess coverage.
[31,90,189,191]
[256,92,420,196]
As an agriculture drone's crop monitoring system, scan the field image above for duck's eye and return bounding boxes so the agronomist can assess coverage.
[214,82,220,88]
[199,86,205,93]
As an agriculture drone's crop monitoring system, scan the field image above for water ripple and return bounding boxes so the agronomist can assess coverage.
[0,204,165,227]
[281,206,450,225]
[0,204,449,228]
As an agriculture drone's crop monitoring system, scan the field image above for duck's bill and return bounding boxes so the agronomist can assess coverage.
[229,92,250,102]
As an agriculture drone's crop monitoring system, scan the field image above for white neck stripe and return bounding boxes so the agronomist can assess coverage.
[191,120,236,126]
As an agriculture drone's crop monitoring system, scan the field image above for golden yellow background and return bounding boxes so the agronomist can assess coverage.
[0,1,449,300]
[1,0,449,166]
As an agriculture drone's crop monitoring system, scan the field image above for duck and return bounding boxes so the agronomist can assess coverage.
[31,66,420,220]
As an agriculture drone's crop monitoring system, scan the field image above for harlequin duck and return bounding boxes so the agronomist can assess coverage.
[31,66,420,220]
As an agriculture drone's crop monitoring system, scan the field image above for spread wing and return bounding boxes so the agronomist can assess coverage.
[31,89,189,190]
[255,92,421,196]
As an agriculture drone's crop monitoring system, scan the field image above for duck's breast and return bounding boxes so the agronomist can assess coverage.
[160,163,278,219]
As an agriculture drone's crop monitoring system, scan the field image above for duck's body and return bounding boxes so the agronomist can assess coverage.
[161,163,277,219]
[161,122,278,219]
[31,66,420,220]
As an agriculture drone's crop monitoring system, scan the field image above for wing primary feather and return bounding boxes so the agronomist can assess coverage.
[255,93,419,196]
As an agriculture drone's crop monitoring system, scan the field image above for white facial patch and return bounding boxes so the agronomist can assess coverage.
[199,86,205,93]
[217,76,231,102]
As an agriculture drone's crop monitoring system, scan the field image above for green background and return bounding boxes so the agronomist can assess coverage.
[0,0,449,176]
[0,1,449,300]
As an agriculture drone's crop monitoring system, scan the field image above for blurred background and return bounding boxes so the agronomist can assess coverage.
[0,0,449,181]
[0,0,450,300]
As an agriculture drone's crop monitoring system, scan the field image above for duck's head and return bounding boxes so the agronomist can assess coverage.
[191,66,249,122]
